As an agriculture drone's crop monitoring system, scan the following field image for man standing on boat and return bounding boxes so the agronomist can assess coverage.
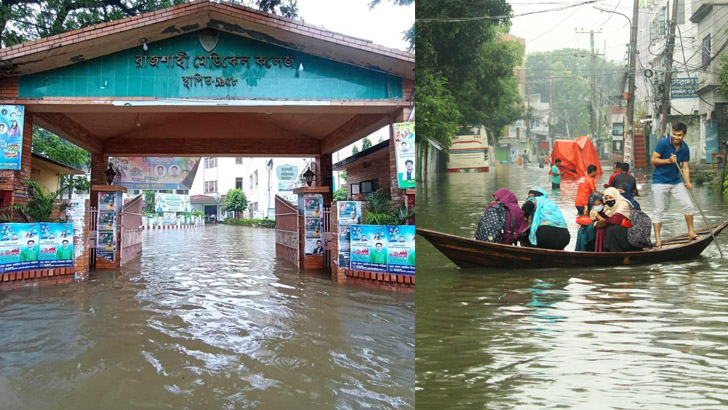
[651,122,696,248]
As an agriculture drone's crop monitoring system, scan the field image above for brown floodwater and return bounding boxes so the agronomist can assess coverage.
[0,225,414,409]
[416,163,728,409]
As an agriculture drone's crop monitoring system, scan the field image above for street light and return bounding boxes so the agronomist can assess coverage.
[593,3,638,169]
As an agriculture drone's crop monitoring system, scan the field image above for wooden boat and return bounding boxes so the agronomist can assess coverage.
[416,221,728,269]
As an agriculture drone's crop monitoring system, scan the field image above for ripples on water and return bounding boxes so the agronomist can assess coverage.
[416,164,728,409]
[0,226,414,409]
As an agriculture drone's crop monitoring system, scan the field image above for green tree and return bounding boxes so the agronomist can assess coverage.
[31,127,90,170]
[222,188,248,219]
[143,190,156,215]
[333,187,347,201]
[1,179,68,222]
[1,0,298,47]
[352,145,360,156]
[362,137,373,150]
[720,53,728,100]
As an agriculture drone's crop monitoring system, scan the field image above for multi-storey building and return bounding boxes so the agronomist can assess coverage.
[188,157,312,220]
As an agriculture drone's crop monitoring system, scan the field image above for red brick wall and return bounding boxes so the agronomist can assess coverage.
[0,77,18,99]
[347,151,391,198]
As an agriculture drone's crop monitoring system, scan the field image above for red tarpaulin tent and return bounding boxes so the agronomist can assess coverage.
[550,136,603,177]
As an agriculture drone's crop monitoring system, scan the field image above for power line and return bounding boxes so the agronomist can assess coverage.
[416,0,599,23]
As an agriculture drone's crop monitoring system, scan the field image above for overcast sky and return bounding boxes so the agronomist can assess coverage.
[509,0,636,62]
[297,0,414,52]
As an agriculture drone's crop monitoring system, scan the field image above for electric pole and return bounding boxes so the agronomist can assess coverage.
[625,0,639,168]
[576,29,598,140]
[660,0,680,137]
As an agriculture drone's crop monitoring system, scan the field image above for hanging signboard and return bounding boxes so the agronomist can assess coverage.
[111,157,201,190]
[670,77,698,99]
[393,122,415,189]
[155,193,191,213]
[335,201,362,268]
[386,225,415,275]
[276,164,299,191]
[0,105,25,170]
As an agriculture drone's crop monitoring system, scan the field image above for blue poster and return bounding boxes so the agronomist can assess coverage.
[39,223,74,268]
[0,105,25,170]
[0,223,39,273]
[386,225,415,275]
[350,225,388,273]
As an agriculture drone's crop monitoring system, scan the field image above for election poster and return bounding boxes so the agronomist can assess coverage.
[39,223,74,268]
[111,157,201,190]
[335,201,361,268]
[155,193,191,213]
[0,105,25,170]
[276,164,299,191]
[97,191,122,263]
[304,194,324,255]
[393,122,415,189]
[386,225,415,275]
[0,223,39,273]
[350,225,388,272]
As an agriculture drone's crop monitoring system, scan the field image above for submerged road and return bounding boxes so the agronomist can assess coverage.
[0,225,414,409]
[417,163,728,408]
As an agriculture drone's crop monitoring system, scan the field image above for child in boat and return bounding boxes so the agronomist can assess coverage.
[575,193,604,251]
[520,187,570,250]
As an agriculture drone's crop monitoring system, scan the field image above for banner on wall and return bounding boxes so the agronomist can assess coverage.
[0,105,25,170]
[393,122,415,189]
[39,223,75,268]
[155,193,191,213]
[276,164,299,191]
[350,225,389,272]
[303,194,324,255]
[111,157,201,190]
[386,225,415,275]
[97,191,122,263]
[0,222,75,273]
[336,201,361,267]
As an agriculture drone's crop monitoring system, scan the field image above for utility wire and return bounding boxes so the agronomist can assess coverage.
[416,0,599,23]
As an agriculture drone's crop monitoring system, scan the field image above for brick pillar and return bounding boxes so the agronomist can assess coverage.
[89,153,108,208]
[315,153,333,201]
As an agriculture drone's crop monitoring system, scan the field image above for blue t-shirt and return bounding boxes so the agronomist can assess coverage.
[653,137,690,184]
[551,165,561,184]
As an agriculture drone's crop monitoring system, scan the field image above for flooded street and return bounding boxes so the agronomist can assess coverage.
[0,226,414,409]
[416,164,728,408]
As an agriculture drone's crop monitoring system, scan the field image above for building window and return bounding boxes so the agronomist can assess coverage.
[351,183,360,195]
[204,157,217,169]
[235,157,243,164]
[360,179,379,194]
[235,177,243,190]
[204,180,217,193]
[175,189,189,195]
[254,170,258,187]
[249,174,254,190]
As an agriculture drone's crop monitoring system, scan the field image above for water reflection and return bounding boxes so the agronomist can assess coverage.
[0,226,414,409]
[416,164,728,408]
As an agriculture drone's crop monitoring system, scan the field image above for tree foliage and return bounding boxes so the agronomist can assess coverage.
[0,0,298,47]
[352,145,359,156]
[525,49,626,138]
[222,188,248,218]
[362,137,373,150]
[720,53,728,100]
[143,190,156,215]
[31,127,90,170]
[1,179,68,222]
[417,0,522,148]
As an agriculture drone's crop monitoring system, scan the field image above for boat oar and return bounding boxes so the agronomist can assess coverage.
[675,162,724,258]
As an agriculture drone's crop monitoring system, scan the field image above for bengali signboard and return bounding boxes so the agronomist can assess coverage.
[393,122,415,189]
[276,164,299,191]
[350,225,389,273]
[111,157,201,190]
[386,225,415,275]
[336,201,362,268]
[155,193,191,213]
[0,223,74,273]
[303,194,325,255]
[670,77,698,99]
[0,105,25,170]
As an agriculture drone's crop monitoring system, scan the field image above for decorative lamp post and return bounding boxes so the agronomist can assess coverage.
[104,164,116,185]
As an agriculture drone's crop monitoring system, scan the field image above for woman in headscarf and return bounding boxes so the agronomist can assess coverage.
[520,187,570,250]
[575,192,604,251]
[594,187,640,252]
[476,188,527,245]
[616,182,640,210]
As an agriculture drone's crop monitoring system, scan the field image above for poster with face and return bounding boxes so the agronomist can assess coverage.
[0,223,40,273]
[386,225,415,275]
[350,225,388,273]
[393,122,415,189]
[304,196,322,217]
[111,157,201,190]
[0,105,25,170]
[335,201,361,268]
[305,238,325,255]
[38,223,75,268]
[99,192,116,211]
